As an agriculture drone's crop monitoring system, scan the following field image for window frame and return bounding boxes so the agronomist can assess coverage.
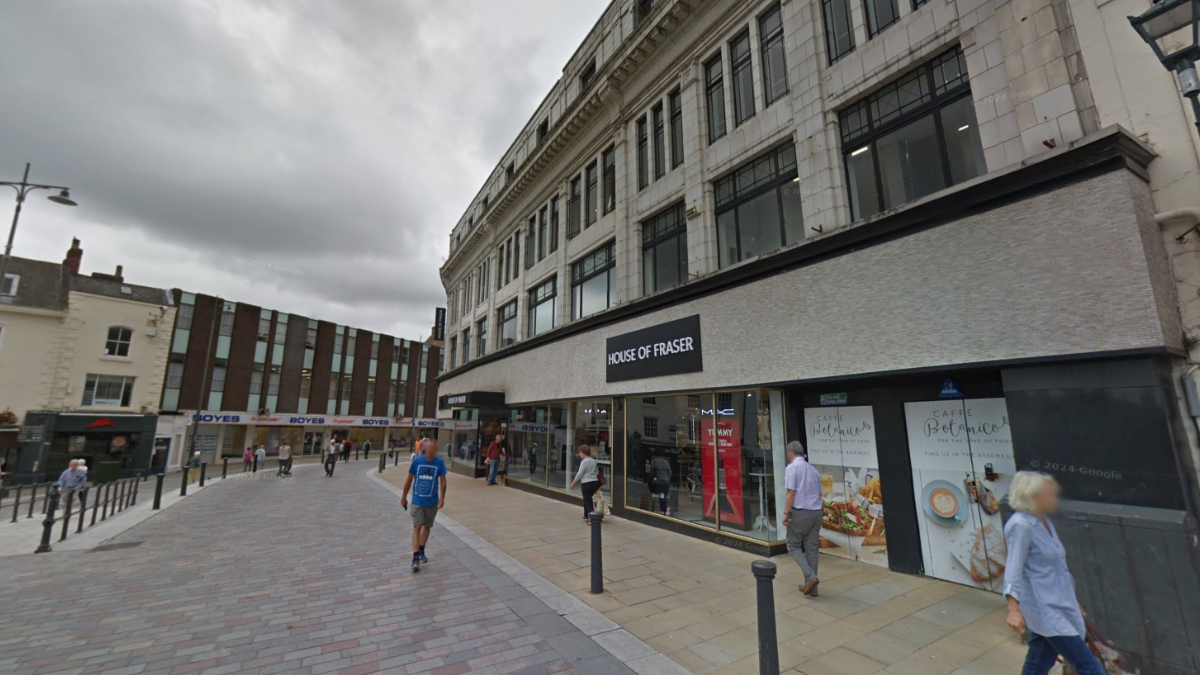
[1,273,19,297]
[105,326,134,357]
[476,319,488,358]
[652,103,666,179]
[714,140,803,268]
[730,31,756,127]
[585,161,599,226]
[823,0,856,64]
[759,4,789,106]
[528,277,557,338]
[865,0,901,38]
[570,241,617,321]
[525,216,536,270]
[549,197,560,252]
[642,201,689,295]
[669,89,684,169]
[705,53,728,143]
[538,207,548,261]
[568,176,583,238]
[579,61,597,92]
[82,374,136,408]
[602,146,616,215]
[498,300,519,349]
[637,116,649,189]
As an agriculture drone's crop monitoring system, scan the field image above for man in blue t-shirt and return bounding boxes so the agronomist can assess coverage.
[401,438,448,572]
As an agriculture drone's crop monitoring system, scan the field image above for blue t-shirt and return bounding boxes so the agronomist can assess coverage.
[409,456,447,507]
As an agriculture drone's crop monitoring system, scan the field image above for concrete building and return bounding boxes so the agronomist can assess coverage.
[155,290,444,470]
[1,239,175,482]
[436,0,1200,671]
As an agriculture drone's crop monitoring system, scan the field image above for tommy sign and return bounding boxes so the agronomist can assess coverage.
[606,315,703,383]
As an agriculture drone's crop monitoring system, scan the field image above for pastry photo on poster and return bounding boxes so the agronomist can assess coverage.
[803,406,888,568]
[904,398,1015,591]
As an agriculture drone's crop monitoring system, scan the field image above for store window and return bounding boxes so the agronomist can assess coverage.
[823,0,855,63]
[760,4,788,105]
[82,374,136,408]
[715,140,804,268]
[840,47,985,221]
[730,31,755,126]
[528,277,557,337]
[477,318,488,358]
[105,326,133,357]
[498,300,518,348]
[705,53,727,143]
[642,202,689,294]
[571,241,616,320]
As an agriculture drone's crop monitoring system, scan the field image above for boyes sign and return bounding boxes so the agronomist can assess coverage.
[606,315,704,383]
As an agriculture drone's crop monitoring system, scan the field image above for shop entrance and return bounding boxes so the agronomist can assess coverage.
[903,398,1015,591]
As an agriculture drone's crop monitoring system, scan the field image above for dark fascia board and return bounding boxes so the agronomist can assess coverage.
[439,126,1157,383]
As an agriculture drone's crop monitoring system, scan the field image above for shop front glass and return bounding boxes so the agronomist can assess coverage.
[624,389,786,543]
[504,399,613,502]
[441,411,480,468]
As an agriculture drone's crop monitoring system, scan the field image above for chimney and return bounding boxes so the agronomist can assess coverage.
[63,238,83,275]
[114,265,124,283]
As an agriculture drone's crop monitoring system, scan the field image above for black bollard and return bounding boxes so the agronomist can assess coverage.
[199,462,207,487]
[355,449,360,461]
[76,488,88,534]
[35,489,60,554]
[752,561,780,675]
[252,456,258,473]
[589,511,604,594]
[222,458,229,479]
[180,467,190,497]
[394,451,400,467]
[11,484,21,523]
[378,453,386,473]
[28,483,39,519]
[152,474,165,510]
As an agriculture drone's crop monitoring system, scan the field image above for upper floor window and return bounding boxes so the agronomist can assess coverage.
[715,140,803,269]
[176,303,194,331]
[274,319,287,346]
[2,273,19,297]
[105,326,133,357]
[760,5,789,106]
[637,116,649,189]
[580,61,597,92]
[497,243,507,290]
[585,161,599,226]
[669,90,684,169]
[730,31,755,126]
[642,202,689,294]
[537,118,549,144]
[525,216,537,270]
[635,0,661,25]
[529,277,557,338]
[498,300,518,349]
[82,374,135,407]
[476,318,489,358]
[333,332,344,354]
[571,242,616,320]
[306,326,317,349]
[568,176,583,238]
[511,232,520,275]
[370,338,379,359]
[219,304,235,336]
[346,332,356,357]
[300,370,312,398]
[449,336,458,369]
[550,197,560,252]
[166,362,184,389]
[865,0,900,38]
[839,47,984,221]
[538,207,548,261]
[823,0,856,64]
[258,316,271,341]
[705,54,727,143]
[602,147,616,215]
[652,103,666,179]
[506,162,516,183]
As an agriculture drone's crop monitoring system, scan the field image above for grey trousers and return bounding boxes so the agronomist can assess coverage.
[787,508,822,582]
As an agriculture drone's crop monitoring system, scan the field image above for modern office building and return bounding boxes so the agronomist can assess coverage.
[1,238,175,482]
[436,0,1200,671]
[155,291,444,469]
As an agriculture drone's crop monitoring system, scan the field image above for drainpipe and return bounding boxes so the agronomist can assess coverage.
[1158,207,1200,241]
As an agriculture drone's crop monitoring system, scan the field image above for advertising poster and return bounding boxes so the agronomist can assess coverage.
[804,407,888,567]
[701,419,744,527]
[904,398,1015,591]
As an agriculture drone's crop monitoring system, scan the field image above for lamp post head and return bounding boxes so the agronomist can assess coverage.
[1129,0,1200,80]
[47,189,77,207]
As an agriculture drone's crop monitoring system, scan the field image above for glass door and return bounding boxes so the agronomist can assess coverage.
[904,398,1015,590]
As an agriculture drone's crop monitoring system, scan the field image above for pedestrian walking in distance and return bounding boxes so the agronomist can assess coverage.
[485,435,504,485]
[57,459,89,511]
[783,441,822,597]
[255,445,266,470]
[650,450,672,516]
[242,447,253,473]
[277,443,292,477]
[1004,471,1107,675]
[401,438,448,572]
[569,445,601,525]
[342,438,352,462]
[362,438,371,461]
[324,439,339,477]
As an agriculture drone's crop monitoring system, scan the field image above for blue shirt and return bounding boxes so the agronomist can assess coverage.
[409,456,447,507]
[58,467,88,490]
[1003,511,1086,638]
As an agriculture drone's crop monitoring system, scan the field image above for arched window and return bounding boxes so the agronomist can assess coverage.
[105,326,133,357]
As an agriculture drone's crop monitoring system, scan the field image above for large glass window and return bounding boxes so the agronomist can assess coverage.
[730,32,755,126]
[82,374,136,408]
[705,54,727,143]
[865,0,900,37]
[625,393,712,530]
[525,216,536,269]
[498,300,518,348]
[642,202,689,295]
[669,90,684,169]
[549,197,560,252]
[637,116,649,189]
[585,161,599,227]
[568,177,582,238]
[760,4,788,105]
[176,304,194,330]
[461,328,471,363]
[538,207,548,260]
[823,0,855,64]
[219,304,235,336]
[714,140,804,268]
[166,362,184,389]
[528,277,557,337]
[839,47,984,221]
[571,242,616,320]
[602,147,616,215]
[105,326,133,357]
[652,103,666,179]
[476,318,488,358]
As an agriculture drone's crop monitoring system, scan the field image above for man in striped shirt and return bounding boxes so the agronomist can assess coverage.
[782,441,823,597]
[57,459,89,510]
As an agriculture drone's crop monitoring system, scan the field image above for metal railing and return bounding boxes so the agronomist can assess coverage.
[30,476,143,554]
[2,481,58,524]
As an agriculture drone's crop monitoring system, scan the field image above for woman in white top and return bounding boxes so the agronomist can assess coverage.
[569,445,600,525]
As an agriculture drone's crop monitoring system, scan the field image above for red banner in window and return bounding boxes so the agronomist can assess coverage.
[701,419,744,527]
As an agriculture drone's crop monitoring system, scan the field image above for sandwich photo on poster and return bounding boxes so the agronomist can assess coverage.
[700,418,744,527]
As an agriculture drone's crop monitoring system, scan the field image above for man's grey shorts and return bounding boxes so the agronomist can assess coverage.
[411,505,438,528]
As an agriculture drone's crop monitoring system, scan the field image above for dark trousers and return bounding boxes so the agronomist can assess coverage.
[580,481,601,519]
[243,461,251,473]
[1021,634,1106,675]
[325,460,336,476]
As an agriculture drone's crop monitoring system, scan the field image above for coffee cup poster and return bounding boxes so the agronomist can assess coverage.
[804,406,888,568]
[903,398,1015,591]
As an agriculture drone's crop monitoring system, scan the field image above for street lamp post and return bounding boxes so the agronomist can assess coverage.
[1129,0,1200,137]
[0,163,78,303]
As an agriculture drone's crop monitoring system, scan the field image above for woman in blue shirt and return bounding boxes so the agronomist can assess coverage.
[1003,471,1105,675]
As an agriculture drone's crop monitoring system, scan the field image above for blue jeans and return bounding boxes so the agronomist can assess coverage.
[487,459,499,484]
[1021,634,1106,675]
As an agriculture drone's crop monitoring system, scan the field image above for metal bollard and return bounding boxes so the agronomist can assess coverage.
[378,453,386,473]
[394,451,400,466]
[589,511,605,594]
[252,456,258,473]
[59,492,74,541]
[222,458,229,479]
[752,561,780,675]
[355,449,360,461]
[28,483,39,519]
[152,474,165,510]
[199,462,207,487]
[76,488,88,534]
[180,467,190,497]
[35,489,60,554]
[11,484,21,523]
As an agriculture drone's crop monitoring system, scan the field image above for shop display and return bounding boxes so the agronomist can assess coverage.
[701,418,744,527]
[904,398,1015,591]
[804,406,888,567]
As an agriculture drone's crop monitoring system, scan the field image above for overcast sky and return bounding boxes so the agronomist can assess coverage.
[0,0,608,340]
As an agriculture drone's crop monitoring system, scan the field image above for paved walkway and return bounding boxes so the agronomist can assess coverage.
[377,469,1047,675]
[0,462,672,675]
